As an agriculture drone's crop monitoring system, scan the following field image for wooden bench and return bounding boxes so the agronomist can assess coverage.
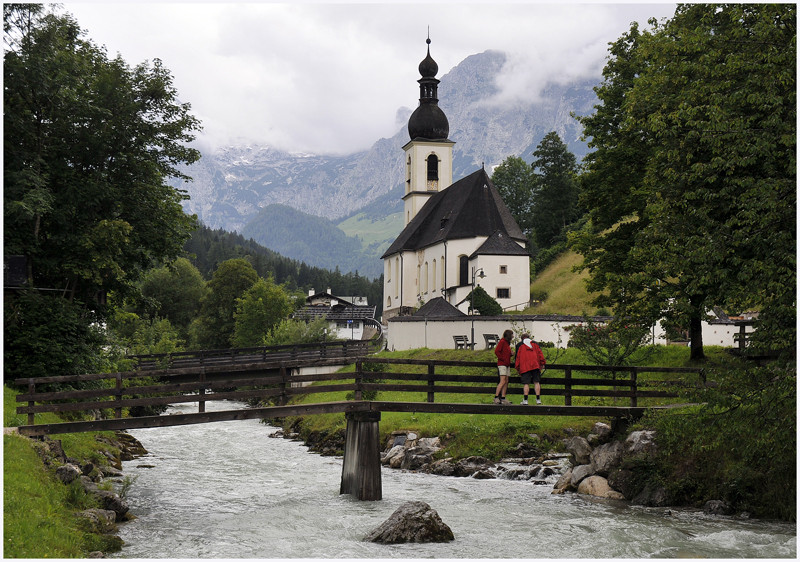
[483,334,500,349]
[453,335,473,350]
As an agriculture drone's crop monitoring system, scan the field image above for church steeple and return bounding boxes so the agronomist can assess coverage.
[402,34,455,227]
[407,35,450,141]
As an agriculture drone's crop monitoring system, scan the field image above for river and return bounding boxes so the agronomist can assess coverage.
[112,401,796,558]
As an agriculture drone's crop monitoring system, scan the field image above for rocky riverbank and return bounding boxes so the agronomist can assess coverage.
[29,431,148,557]
[275,420,748,518]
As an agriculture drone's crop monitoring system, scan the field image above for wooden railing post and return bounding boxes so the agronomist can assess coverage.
[115,372,123,418]
[198,367,206,413]
[564,367,572,406]
[630,368,638,408]
[427,364,435,403]
[354,360,363,401]
[280,366,289,406]
[27,380,35,426]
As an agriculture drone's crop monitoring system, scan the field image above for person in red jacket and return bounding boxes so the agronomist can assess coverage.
[514,334,546,405]
[492,329,514,404]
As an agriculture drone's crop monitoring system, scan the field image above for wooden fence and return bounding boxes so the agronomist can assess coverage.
[15,354,705,435]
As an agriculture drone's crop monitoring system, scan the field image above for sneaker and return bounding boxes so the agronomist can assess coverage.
[536,398,542,405]
[521,399,528,405]
[493,396,501,404]
[500,398,512,405]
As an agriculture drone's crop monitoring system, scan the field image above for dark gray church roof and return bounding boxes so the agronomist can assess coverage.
[381,168,527,258]
[470,230,529,258]
[413,297,466,318]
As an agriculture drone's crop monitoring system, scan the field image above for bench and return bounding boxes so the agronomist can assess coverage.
[483,333,500,349]
[453,335,473,350]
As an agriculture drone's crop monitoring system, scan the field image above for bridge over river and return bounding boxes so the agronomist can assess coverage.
[15,341,705,500]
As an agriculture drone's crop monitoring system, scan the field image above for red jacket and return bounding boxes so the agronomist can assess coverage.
[494,338,512,366]
[515,340,545,373]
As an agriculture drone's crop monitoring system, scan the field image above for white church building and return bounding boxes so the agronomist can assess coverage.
[381,38,530,320]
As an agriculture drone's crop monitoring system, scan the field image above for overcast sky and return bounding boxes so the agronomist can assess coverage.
[63,2,677,155]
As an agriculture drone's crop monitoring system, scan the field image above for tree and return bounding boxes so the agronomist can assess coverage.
[491,156,536,240]
[139,258,208,331]
[4,5,200,307]
[193,258,259,349]
[573,5,795,360]
[467,285,503,316]
[232,276,295,347]
[530,132,580,248]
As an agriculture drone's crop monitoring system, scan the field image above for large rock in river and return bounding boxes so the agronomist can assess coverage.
[365,501,455,544]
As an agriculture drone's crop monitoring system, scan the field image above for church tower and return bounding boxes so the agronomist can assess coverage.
[402,37,454,226]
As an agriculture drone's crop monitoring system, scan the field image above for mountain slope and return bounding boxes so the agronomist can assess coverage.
[177,49,599,276]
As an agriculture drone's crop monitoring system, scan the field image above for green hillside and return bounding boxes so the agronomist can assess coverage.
[336,211,403,256]
[526,250,600,316]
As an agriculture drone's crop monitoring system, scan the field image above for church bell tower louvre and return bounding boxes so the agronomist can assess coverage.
[402,35,454,227]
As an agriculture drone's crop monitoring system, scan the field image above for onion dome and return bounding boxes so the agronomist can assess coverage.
[408,36,449,141]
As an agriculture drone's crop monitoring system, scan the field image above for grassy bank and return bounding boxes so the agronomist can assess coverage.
[3,385,124,558]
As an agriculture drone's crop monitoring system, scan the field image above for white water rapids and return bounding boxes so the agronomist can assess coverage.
[111,401,796,559]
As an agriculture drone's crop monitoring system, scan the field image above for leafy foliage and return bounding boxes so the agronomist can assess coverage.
[263,317,339,346]
[138,258,208,332]
[564,317,652,367]
[573,5,796,360]
[232,277,296,347]
[467,285,503,316]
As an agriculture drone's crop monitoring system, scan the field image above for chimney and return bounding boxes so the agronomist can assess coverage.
[308,288,315,297]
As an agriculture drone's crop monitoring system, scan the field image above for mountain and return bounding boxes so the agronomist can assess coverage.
[176,50,598,277]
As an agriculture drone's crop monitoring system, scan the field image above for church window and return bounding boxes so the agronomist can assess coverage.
[496,288,510,299]
[427,154,439,180]
[387,296,392,308]
[499,265,507,274]
[459,256,469,286]
[432,259,436,294]
[424,262,429,293]
[441,255,445,290]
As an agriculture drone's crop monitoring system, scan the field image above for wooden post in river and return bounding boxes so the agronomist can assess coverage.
[339,410,382,500]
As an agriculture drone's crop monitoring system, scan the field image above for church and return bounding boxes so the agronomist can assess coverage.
[381,38,530,320]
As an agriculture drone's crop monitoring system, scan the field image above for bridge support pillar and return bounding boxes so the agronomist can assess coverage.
[340,410,382,501]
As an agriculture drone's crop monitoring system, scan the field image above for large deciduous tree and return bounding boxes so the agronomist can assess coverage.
[4,5,200,307]
[232,276,296,348]
[573,5,796,360]
[491,155,536,240]
[4,5,201,380]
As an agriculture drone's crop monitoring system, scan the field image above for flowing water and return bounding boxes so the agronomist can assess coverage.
[112,401,795,559]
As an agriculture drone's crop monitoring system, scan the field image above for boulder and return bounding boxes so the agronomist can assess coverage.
[631,484,669,507]
[399,447,434,471]
[471,469,495,480]
[453,456,495,478]
[80,476,129,521]
[365,501,454,544]
[625,430,657,456]
[426,459,455,476]
[590,441,624,476]
[590,422,612,444]
[381,445,405,466]
[704,500,734,516]
[577,475,626,500]
[566,436,592,465]
[552,468,573,494]
[76,508,118,534]
[570,464,594,488]
[607,468,639,500]
[55,463,82,484]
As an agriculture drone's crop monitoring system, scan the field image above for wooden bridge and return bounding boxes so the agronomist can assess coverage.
[14,343,704,500]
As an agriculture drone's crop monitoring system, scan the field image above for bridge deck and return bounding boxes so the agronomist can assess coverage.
[15,400,671,436]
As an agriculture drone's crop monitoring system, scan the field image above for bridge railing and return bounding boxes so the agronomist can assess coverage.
[15,355,705,432]
[127,340,373,370]
[351,358,706,408]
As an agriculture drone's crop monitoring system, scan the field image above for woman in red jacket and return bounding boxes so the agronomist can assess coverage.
[493,329,513,404]
[514,334,546,405]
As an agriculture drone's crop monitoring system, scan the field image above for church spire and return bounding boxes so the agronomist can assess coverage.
[408,34,449,141]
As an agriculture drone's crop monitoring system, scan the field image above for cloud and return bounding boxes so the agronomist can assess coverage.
[64,2,676,155]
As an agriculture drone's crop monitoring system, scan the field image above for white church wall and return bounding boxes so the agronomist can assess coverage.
[475,254,530,312]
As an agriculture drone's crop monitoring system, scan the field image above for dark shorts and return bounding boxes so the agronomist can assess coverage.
[520,369,541,385]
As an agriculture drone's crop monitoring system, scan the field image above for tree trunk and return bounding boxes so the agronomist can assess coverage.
[689,296,705,362]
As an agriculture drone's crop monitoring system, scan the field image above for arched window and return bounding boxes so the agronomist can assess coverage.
[427,154,439,181]
[394,257,399,298]
[387,296,391,308]
[432,259,437,294]
[459,255,469,286]
[441,255,445,290]
[424,262,429,293]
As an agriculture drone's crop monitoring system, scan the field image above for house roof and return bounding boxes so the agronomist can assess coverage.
[294,304,377,321]
[413,297,466,318]
[470,230,529,258]
[381,168,527,258]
